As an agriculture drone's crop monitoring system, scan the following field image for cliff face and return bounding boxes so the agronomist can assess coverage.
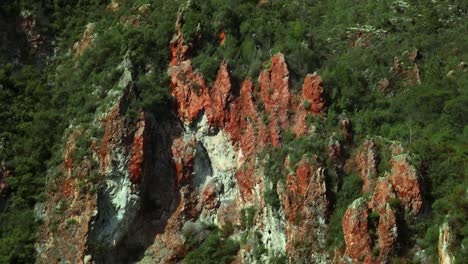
[36,13,427,264]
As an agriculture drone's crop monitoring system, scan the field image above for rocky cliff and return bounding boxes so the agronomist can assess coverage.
[32,12,432,264]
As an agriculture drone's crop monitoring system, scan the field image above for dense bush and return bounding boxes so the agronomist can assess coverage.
[184,228,240,264]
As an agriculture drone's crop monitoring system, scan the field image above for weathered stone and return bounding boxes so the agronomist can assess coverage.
[342,198,373,263]
[388,154,422,214]
[439,222,456,264]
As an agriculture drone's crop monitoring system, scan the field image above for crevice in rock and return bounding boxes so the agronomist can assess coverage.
[87,114,182,263]
[192,141,213,189]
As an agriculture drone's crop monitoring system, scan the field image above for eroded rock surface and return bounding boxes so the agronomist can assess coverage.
[37,11,431,264]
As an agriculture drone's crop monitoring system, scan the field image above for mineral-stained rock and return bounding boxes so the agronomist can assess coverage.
[205,62,232,128]
[37,11,433,263]
[227,79,268,157]
[172,136,196,187]
[355,139,378,193]
[259,53,291,147]
[129,112,147,184]
[282,159,329,262]
[377,204,398,258]
[438,221,456,264]
[302,72,325,114]
[388,154,422,214]
[292,72,325,136]
[369,177,396,214]
[73,23,95,59]
[342,198,373,263]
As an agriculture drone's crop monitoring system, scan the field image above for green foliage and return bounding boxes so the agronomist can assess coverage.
[262,131,328,209]
[241,206,257,229]
[184,229,240,264]
[0,0,467,261]
[327,174,362,249]
[65,218,78,227]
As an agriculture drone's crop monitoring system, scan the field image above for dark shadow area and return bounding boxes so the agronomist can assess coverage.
[89,111,183,263]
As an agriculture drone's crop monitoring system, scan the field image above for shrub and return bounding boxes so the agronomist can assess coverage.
[184,229,240,264]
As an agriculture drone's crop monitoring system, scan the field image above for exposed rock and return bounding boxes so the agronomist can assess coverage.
[369,177,396,214]
[377,204,398,258]
[227,79,268,157]
[378,78,390,93]
[328,136,342,161]
[259,53,291,147]
[18,10,42,49]
[392,56,421,87]
[355,139,378,193]
[219,31,226,45]
[172,136,196,187]
[458,61,467,71]
[37,10,435,263]
[170,63,210,123]
[388,153,422,214]
[342,198,373,263]
[281,159,329,262]
[169,12,189,66]
[340,117,353,143]
[73,23,95,59]
[292,72,325,136]
[107,0,121,12]
[438,222,456,264]
[446,70,456,78]
[302,72,325,114]
[129,112,146,184]
[205,62,232,127]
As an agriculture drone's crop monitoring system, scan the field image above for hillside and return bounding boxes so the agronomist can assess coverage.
[0,0,466,263]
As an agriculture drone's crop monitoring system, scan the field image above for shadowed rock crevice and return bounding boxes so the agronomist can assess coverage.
[88,114,183,263]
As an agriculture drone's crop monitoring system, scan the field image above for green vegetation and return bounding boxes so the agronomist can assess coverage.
[184,228,240,264]
[0,1,178,262]
[262,129,328,209]
[0,0,466,262]
[327,174,362,249]
[241,206,257,229]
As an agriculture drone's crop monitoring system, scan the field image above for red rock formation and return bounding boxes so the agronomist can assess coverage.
[368,178,395,213]
[169,13,189,66]
[63,130,82,176]
[99,107,122,171]
[302,73,325,114]
[234,163,255,202]
[73,23,94,59]
[388,154,422,214]
[219,31,226,45]
[200,181,219,210]
[170,66,210,123]
[281,159,328,261]
[129,113,146,184]
[259,54,291,146]
[377,204,398,258]
[355,139,378,193]
[205,62,232,127]
[227,79,268,157]
[342,198,373,263]
[292,72,325,136]
[171,136,196,187]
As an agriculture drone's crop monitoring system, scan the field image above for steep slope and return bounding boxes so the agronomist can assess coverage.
[1,1,466,263]
[36,12,428,264]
